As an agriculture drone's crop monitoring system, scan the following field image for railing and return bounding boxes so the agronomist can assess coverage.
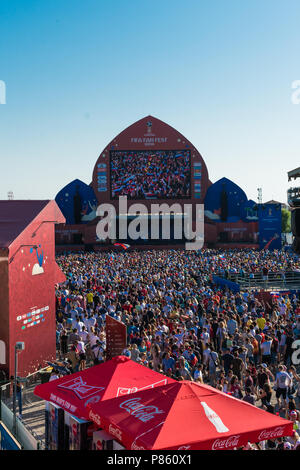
[0,367,48,449]
[216,271,300,291]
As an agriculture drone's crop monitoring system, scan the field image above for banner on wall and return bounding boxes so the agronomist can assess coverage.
[258,204,282,250]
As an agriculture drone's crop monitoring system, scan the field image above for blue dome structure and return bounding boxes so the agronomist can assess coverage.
[55,179,98,225]
[204,177,248,223]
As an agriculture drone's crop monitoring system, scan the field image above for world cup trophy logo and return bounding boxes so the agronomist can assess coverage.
[146,120,152,134]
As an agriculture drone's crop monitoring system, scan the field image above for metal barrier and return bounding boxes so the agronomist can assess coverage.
[216,271,300,291]
[0,367,49,449]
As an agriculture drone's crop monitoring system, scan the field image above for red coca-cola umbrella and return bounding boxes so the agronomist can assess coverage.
[86,381,294,450]
[34,356,174,420]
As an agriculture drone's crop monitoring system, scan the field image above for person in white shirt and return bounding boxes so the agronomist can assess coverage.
[87,315,97,332]
[108,304,116,315]
[75,340,85,354]
[203,344,211,368]
[91,340,104,365]
[75,340,86,371]
[201,327,210,345]
[275,365,292,409]
[80,325,89,344]
[193,365,203,383]
[72,315,84,333]
[260,335,273,365]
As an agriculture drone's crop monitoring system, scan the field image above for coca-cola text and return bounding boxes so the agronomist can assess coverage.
[212,435,241,450]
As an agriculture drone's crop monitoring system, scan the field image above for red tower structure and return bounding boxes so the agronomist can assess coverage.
[0,200,65,378]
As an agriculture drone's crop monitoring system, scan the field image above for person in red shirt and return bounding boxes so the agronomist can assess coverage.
[122,300,133,313]
[141,287,147,297]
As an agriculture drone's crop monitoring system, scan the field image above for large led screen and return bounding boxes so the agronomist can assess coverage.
[110,149,191,199]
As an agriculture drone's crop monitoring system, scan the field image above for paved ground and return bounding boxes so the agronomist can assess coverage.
[21,381,46,445]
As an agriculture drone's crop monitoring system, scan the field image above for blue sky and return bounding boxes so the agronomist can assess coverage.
[1,0,300,203]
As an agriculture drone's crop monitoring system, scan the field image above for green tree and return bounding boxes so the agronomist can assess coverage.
[281,208,291,233]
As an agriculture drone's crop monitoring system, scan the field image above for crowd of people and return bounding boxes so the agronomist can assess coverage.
[110,150,191,199]
[54,248,300,450]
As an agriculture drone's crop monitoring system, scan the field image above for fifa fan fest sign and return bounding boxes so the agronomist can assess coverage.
[130,120,168,146]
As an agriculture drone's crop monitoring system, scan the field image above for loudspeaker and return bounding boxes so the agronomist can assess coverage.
[291,208,300,237]
[73,188,82,224]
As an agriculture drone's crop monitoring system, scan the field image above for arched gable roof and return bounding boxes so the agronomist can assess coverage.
[92,115,209,204]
